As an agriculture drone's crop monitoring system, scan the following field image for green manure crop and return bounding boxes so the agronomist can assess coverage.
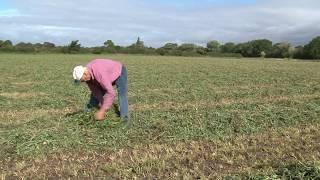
[0,54,319,178]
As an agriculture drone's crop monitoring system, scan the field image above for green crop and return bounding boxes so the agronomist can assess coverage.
[0,54,319,178]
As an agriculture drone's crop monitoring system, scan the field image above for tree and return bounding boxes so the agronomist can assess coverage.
[103,40,117,53]
[157,43,180,56]
[65,40,81,53]
[292,46,304,59]
[250,39,272,57]
[178,43,199,56]
[15,42,35,53]
[0,40,14,52]
[33,43,43,53]
[221,42,236,53]
[269,42,294,58]
[2,40,13,47]
[92,47,103,54]
[43,42,55,48]
[196,46,207,55]
[163,43,178,50]
[156,48,166,56]
[104,40,115,48]
[236,39,272,57]
[234,42,251,57]
[207,40,220,52]
[304,36,320,59]
[179,43,197,51]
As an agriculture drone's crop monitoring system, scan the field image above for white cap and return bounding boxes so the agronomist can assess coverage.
[73,65,85,81]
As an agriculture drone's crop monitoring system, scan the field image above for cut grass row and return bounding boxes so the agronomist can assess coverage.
[1,123,319,178]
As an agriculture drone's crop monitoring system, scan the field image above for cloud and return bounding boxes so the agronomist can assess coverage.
[0,9,19,16]
[0,0,319,47]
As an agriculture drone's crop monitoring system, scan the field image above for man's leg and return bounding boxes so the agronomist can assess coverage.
[115,66,129,121]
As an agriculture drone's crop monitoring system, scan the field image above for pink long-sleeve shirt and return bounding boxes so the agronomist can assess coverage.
[86,59,122,111]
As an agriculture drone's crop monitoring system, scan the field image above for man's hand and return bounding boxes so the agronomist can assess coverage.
[95,109,106,121]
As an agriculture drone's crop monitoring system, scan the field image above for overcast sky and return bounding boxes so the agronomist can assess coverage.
[0,0,319,47]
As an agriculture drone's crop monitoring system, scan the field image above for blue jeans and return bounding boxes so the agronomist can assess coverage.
[86,66,129,121]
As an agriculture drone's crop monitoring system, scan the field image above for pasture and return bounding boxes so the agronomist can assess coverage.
[0,54,319,178]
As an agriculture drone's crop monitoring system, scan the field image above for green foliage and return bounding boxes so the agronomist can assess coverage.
[0,54,319,178]
[221,42,236,53]
[163,43,178,50]
[104,40,115,48]
[92,47,103,54]
[157,43,182,56]
[0,40,14,52]
[276,163,320,179]
[2,40,13,47]
[304,36,320,59]
[293,45,306,59]
[236,39,272,57]
[178,43,203,56]
[178,43,197,51]
[63,40,81,54]
[228,162,320,179]
[207,52,242,58]
[196,46,206,55]
[102,40,117,54]
[0,54,319,157]
[43,42,55,48]
[1,36,320,59]
[14,42,35,53]
[156,48,166,56]
[207,40,220,52]
[269,42,294,58]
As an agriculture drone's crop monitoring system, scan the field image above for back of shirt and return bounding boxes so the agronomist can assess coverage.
[86,59,122,82]
[85,59,123,110]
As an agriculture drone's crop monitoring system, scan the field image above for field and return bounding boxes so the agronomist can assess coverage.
[0,54,319,179]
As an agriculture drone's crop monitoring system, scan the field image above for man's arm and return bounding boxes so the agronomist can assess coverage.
[99,77,116,111]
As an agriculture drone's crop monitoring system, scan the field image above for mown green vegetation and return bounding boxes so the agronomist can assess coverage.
[0,54,319,178]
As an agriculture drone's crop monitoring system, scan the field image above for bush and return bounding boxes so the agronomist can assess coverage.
[181,51,200,57]
[92,47,103,54]
[207,52,242,58]
[304,36,320,59]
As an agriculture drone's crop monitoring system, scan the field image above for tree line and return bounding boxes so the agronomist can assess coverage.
[0,36,320,59]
